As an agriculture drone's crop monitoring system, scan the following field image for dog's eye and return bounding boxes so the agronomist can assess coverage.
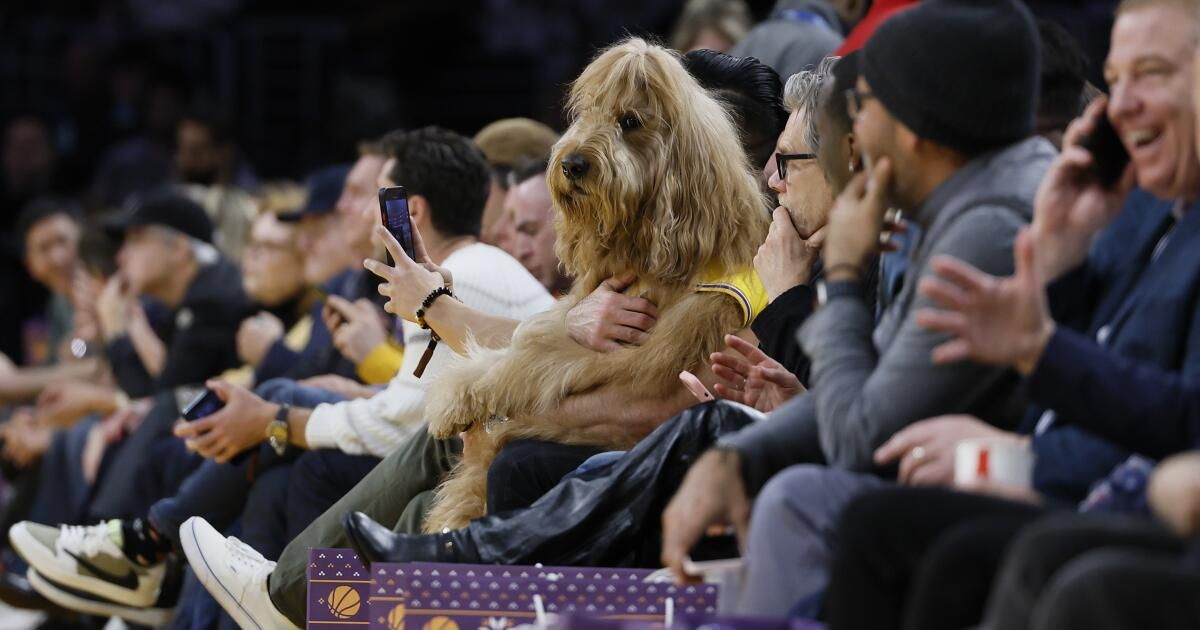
[618,114,642,132]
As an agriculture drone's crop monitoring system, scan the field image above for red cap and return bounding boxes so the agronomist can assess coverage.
[835,0,920,56]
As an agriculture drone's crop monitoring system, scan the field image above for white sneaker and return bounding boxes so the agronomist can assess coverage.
[27,568,176,627]
[179,517,299,630]
[9,521,164,607]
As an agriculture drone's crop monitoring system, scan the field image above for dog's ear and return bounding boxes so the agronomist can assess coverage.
[631,53,768,284]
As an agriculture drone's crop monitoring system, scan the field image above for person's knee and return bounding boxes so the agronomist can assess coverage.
[289,450,329,489]
[1004,514,1089,584]
[749,465,838,535]
[754,465,871,523]
[1032,550,1131,630]
[487,441,542,494]
[254,378,295,404]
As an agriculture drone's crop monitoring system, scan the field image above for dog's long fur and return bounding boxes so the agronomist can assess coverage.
[422,38,769,532]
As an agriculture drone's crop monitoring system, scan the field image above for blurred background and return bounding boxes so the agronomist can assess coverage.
[0,0,1117,369]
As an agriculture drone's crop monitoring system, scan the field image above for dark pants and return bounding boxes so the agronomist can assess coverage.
[285,449,381,537]
[146,378,345,546]
[983,513,1194,630]
[240,465,292,561]
[268,427,462,626]
[28,418,94,527]
[89,391,200,521]
[238,449,381,561]
[826,487,1047,630]
[487,440,603,513]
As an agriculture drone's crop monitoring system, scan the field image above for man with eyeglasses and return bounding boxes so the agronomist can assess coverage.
[660,0,1055,615]
[750,56,882,384]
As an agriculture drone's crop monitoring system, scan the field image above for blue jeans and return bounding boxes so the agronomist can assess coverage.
[147,378,345,545]
[28,417,96,527]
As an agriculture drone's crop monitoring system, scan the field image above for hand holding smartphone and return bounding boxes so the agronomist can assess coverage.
[180,389,253,464]
[378,186,416,265]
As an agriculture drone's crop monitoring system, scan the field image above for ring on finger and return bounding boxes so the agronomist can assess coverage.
[910,446,927,461]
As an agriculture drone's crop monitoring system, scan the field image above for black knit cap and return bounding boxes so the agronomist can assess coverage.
[860,0,1041,157]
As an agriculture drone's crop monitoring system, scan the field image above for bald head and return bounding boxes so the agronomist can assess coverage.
[508,174,568,293]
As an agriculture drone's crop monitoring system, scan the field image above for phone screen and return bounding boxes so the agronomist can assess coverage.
[182,389,225,422]
[378,187,415,263]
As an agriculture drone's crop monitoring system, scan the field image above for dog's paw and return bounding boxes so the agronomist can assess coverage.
[426,383,488,439]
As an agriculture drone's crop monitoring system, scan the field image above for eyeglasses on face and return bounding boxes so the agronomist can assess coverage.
[776,151,816,181]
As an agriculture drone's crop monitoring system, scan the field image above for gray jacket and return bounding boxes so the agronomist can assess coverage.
[721,136,1057,492]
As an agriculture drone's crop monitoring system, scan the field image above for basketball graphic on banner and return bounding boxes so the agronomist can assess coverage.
[327,585,362,619]
[422,616,459,630]
[387,604,406,630]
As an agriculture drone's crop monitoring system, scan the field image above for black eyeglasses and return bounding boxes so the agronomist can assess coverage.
[776,152,816,181]
[845,88,876,119]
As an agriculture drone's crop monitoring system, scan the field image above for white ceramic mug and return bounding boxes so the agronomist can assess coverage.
[954,438,1035,488]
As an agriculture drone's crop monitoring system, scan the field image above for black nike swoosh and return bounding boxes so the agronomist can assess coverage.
[64,550,141,591]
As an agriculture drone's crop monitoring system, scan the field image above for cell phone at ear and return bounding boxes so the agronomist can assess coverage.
[181,388,225,421]
[378,186,416,265]
[1080,113,1130,188]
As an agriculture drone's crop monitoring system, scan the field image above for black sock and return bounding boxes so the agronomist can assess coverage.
[121,518,173,567]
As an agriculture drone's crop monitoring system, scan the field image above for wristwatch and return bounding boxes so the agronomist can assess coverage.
[816,279,864,307]
[266,403,290,456]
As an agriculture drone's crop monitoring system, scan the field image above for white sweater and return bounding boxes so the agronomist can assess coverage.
[304,243,556,456]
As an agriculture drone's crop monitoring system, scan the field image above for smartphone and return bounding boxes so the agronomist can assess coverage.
[679,371,715,402]
[180,389,253,464]
[181,388,225,422]
[378,186,416,264]
[687,533,741,565]
[1080,113,1130,188]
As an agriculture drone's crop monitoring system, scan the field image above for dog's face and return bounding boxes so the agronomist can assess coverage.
[548,38,766,288]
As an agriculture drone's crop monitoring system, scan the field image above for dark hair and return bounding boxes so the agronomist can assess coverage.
[683,49,787,168]
[78,222,119,278]
[380,126,491,238]
[17,196,81,253]
[1036,19,1090,131]
[823,51,860,138]
[508,157,550,188]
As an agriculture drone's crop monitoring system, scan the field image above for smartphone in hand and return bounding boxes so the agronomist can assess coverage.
[181,388,225,421]
[1080,113,1131,188]
[378,186,416,265]
[180,389,253,464]
[680,371,715,403]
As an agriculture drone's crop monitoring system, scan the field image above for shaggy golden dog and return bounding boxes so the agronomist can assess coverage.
[422,37,768,532]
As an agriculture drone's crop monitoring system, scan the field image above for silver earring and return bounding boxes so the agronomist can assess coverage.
[848,160,856,173]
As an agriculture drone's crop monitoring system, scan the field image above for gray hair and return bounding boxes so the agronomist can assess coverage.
[782,56,839,152]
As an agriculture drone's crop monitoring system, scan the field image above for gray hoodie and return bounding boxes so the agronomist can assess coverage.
[721,136,1058,491]
[731,0,844,82]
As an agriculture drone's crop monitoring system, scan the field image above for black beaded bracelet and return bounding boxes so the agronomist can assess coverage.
[415,286,455,331]
[413,286,456,379]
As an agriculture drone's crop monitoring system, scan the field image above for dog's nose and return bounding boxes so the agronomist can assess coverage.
[561,153,590,181]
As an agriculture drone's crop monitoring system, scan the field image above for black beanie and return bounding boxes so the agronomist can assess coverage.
[860,0,1041,157]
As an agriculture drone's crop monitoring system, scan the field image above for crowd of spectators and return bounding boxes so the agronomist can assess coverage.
[2,1,1197,630]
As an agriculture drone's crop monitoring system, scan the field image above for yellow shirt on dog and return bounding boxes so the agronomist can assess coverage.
[695,267,769,327]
